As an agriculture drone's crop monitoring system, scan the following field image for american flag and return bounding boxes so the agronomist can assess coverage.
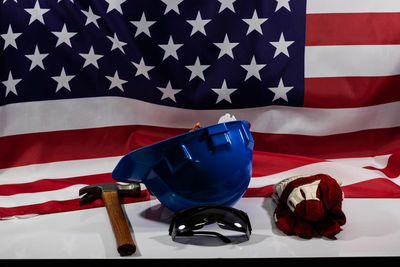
[1,0,399,219]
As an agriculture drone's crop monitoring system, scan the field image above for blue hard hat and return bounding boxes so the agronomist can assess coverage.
[111,120,254,212]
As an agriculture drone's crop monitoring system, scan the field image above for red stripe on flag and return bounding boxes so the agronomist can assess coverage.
[306,13,400,46]
[364,153,400,178]
[243,178,400,199]
[243,185,274,198]
[0,192,150,219]
[342,178,400,198]
[252,127,400,158]
[0,125,184,169]
[252,151,322,177]
[2,125,400,171]
[0,173,113,196]
[304,75,400,108]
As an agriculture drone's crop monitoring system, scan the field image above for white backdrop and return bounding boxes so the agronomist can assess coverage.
[1,197,400,259]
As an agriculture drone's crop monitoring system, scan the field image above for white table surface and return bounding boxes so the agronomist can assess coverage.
[1,197,400,259]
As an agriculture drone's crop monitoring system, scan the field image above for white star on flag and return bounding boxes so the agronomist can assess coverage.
[161,0,184,15]
[212,80,237,103]
[106,71,127,92]
[270,32,294,58]
[131,12,156,37]
[218,0,236,13]
[240,56,266,81]
[242,10,268,35]
[2,71,21,97]
[268,78,293,102]
[52,67,75,92]
[185,57,210,81]
[25,45,49,71]
[82,7,101,28]
[24,0,50,25]
[1,25,22,50]
[187,11,211,36]
[132,58,154,79]
[107,33,127,54]
[105,0,126,14]
[79,46,104,68]
[275,0,291,12]
[131,12,157,37]
[214,34,239,59]
[159,36,183,60]
[157,81,182,102]
[51,24,77,48]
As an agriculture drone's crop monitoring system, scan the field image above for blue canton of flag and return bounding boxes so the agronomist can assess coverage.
[0,0,306,109]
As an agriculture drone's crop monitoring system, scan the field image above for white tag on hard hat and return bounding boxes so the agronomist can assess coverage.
[218,113,236,123]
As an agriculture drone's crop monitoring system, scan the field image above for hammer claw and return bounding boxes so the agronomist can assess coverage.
[79,191,99,206]
[78,186,101,206]
[79,184,99,196]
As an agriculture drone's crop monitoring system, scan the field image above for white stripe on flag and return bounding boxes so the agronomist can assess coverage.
[0,184,86,208]
[305,45,400,78]
[247,102,400,135]
[248,158,399,189]
[328,155,391,169]
[1,97,400,137]
[306,0,400,14]
[0,156,121,186]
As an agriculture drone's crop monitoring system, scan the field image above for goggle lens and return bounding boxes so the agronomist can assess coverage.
[169,205,252,244]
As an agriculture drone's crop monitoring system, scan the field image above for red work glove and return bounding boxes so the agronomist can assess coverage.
[272,174,346,238]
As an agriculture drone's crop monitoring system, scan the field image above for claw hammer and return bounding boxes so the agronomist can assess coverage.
[79,182,141,256]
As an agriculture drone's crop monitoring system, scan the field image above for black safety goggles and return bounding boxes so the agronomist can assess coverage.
[169,204,252,244]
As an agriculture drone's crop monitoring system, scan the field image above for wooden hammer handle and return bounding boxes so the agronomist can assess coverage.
[102,191,136,256]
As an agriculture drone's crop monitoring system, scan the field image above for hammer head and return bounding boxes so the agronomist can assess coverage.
[79,182,141,206]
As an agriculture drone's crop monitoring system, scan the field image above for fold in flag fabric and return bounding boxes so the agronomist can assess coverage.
[1,0,399,219]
